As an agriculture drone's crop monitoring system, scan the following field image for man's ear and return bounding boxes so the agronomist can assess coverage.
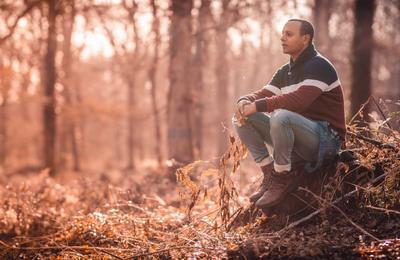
[303,34,311,45]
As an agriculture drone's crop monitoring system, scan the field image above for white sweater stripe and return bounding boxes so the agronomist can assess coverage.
[266,79,340,95]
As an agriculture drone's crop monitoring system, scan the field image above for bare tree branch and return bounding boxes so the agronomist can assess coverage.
[347,130,398,151]
[0,0,43,45]
[365,205,400,215]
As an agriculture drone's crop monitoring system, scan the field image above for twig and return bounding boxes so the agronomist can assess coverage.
[291,193,318,212]
[226,206,244,231]
[349,96,371,125]
[11,245,135,252]
[8,242,185,259]
[298,187,381,242]
[17,241,137,259]
[365,205,400,215]
[189,227,216,242]
[191,207,220,221]
[98,247,124,259]
[278,172,389,235]
[101,203,148,213]
[86,240,124,260]
[0,240,11,248]
[347,130,398,151]
[125,245,215,259]
[371,96,393,129]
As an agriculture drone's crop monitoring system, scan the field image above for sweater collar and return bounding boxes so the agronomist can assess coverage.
[289,44,317,69]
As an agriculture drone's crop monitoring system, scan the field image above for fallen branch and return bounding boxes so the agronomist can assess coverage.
[226,206,244,231]
[365,205,400,215]
[0,240,11,248]
[347,130,398,151]
[371,96,393,130]
[349,96,371,125]
[4,244,134,252]
[125,245,215,259]
[1,241,127,259]
[86,240,124,260]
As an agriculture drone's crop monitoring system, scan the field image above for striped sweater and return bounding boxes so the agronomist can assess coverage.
[239,44,346,140]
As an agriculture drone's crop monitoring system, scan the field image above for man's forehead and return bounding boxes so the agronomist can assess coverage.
[283,21,301,32]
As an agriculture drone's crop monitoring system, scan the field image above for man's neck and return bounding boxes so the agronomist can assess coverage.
[290,45,308,62]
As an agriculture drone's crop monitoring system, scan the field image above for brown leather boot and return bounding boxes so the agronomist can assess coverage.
[249,163,273,203]
[255,169,301,208]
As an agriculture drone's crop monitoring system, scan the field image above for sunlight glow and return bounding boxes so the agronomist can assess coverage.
[72,15,114,60]
[72,9,152,60]
[93,0,121,5]
[274,0,312,33]
[70,0,311,60]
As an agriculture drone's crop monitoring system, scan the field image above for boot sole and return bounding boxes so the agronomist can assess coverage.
[249,190,268,203]
[250,195,262,203]
[249,185,270,202]
[255,183,299,208]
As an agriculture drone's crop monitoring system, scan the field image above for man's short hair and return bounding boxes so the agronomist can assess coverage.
[288,19,314,45]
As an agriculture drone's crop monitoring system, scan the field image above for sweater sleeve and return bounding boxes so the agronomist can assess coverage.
[258,86,322,112]
[255,58,338,113]
[237,68,283,103]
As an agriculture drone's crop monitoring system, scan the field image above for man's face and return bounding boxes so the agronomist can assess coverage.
[281,21,309,57]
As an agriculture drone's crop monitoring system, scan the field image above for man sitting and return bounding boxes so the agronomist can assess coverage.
[233,19,345,208]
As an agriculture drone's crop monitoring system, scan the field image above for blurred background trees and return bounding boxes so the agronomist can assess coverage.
[0,0,398,176]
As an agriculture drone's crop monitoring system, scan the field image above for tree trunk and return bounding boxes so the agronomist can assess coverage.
[97,3,139,171]
[313,0,331,55]
[60,0,80,171]
[350,0,376,119]
[0,94,6,169]
[192,0,213,159]
[168,0,194,167]
[0,64,11,170]
[216,0,231,156]
[149,0,162,166]
[124,1,140,171]
[127,78,136,170]
[43,0,57,175]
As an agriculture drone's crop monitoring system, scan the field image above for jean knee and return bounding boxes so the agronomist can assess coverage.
[270,109,291,130]
[245,112,266,123]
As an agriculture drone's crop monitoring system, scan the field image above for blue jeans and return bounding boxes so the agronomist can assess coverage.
[232,109,342,173]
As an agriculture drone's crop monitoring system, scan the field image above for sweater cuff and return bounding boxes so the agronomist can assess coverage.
[237,96,250,103]
[255,99,268,112]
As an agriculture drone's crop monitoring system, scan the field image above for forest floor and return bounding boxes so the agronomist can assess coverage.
[0,123,399,259]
